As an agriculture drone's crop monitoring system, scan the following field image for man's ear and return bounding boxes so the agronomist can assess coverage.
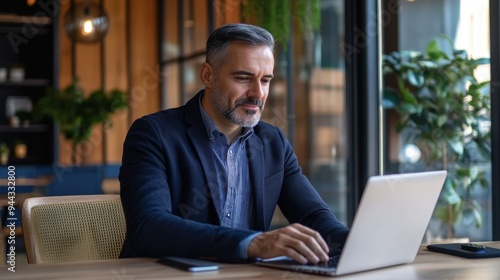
[200,62,214,88]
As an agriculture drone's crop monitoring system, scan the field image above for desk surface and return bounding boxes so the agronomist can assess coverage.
[2,242,500,279]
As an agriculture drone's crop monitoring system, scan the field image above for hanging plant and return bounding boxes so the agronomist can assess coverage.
[241,0,321,45]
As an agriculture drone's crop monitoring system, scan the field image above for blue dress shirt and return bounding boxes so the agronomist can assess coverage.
[199,95,260,258]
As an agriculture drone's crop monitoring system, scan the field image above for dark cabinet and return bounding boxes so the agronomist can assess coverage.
[0,0,58,165]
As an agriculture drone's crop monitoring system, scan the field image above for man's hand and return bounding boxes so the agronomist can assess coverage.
[247,223,329,264]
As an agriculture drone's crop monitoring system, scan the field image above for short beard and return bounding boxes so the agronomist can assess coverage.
[211,83,263,127]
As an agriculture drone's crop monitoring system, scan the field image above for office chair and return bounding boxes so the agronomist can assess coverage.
[22,195,126,264]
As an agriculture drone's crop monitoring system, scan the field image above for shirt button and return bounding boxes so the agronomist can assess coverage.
[228,150,233,154]
[226,212,231,218]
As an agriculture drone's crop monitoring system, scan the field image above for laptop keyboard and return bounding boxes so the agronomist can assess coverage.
[308,255,340,268]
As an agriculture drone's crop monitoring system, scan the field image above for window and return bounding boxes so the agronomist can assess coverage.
[383,0,492,242]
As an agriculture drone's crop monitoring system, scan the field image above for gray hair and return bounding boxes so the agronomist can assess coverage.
[206,23,275,73]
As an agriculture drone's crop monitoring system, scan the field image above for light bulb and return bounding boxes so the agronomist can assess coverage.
[82,20,94,35]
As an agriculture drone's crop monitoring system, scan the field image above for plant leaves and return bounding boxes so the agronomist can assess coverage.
[407,69,425,87]
[437,115,448,127]
[383,88,400,109]
[35,78,128,145]
[382,34,492,235]
[399,103,423,115]
[446,139,464,156]
[474,58,490,65]
[427,40,446,60]
[442,179,462,205]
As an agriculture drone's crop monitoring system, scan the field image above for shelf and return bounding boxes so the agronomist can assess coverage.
[2,155,47,165]
[0,25,51,34]
[0,124,51,133]
[0,14,52,25]
[0,14,52,34]
[0,4,57,166]
[0,79,51,87]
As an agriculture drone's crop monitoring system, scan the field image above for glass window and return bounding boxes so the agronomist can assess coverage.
[162,0,179,61]
[383,0,491,242]
[250,1,348,226]
[306,1,347,224]
[161,0,208,108]
[182,0,208,56]
[183,56,205,100]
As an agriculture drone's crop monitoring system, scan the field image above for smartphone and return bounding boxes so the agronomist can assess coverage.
[157,256,220,272]
[427,243,500,259]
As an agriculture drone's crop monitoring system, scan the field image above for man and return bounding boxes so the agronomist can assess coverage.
[119,23,349,264]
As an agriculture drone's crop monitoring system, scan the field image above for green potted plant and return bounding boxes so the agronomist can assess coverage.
[0,142,9,165]
[14,109,33,127]
[35,77,128,164]
[382,36,491,240]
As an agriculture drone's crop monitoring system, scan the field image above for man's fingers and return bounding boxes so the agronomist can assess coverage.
[247,223,330,264]
[283,224,329,262]
[286,224,330,254]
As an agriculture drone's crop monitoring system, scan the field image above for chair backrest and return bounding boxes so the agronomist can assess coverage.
[22,194,126,264]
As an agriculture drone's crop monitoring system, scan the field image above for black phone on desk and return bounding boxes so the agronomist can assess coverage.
[426,243,500,259]
[157,256,219,272]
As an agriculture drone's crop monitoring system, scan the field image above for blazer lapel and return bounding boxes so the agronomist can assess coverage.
[185,91,223,224]
[246,135,266,231]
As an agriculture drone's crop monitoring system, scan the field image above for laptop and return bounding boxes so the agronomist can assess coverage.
[256,170,447,276]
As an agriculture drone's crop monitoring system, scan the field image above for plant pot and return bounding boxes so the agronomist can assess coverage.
[14,144,27,158]
[9,67,25,82]
[0,68,7,82]
[10,116,20,128]
[0,153,8,165]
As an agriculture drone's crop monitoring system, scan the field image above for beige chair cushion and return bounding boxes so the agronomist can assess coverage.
[22,195,126,264]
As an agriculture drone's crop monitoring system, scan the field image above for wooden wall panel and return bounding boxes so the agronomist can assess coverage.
[76,42,102,165]
[57,0,158,165]
[104,0,128,164]
[222,0,241,24]
[129,0,159,122]
[58,1,103,165]
[58,2,72,101]
[58,1,74,165]
[214,0,241,26]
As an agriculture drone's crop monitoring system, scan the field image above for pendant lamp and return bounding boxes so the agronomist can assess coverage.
[64,1,109,43]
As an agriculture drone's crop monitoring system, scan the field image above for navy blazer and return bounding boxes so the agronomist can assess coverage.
[119,90,349,262]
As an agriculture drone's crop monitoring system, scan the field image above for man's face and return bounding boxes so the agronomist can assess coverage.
[208,42,274,128]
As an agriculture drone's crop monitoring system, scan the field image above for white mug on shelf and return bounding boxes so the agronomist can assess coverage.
[9,67,25,82]
[0,68,7,82]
